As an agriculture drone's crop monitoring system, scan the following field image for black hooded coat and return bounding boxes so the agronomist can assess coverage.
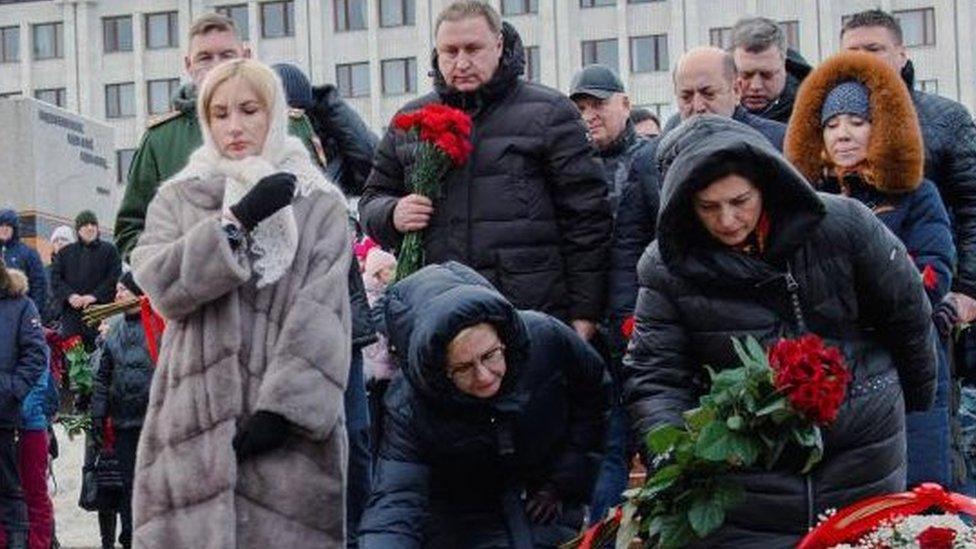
[359,262,609,548]
[623,116,936,547]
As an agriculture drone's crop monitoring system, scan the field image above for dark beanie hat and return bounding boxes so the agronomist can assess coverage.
[821,80,871,126]
[119,271,144,297]
[75,210,98,229]
[272,63,313,110]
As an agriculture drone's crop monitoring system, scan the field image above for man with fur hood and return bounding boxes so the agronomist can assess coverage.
[359,1,611,341]
[0,260,48,549]
[129,59,351,547]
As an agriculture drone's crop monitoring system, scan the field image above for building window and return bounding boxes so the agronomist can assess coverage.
[216,5,249,40]
[916,78,939,95]
[34,88,66,107]
[336,62,370,98]
[145,12,178,49]
[631,35,668,73]
[644,101,674,121]
[103,16,133,53]
[147,78,179,115]
[502,0,538,15]
[335,0,367,32]
[261,1,295,38]
[779,20,800,50]
[32,22,63,60]
[581,39,618,70]
[1,26,20,63]
[117,149,136,184]
[105,82,136,119]
[709,27,732,49]
[895,8,936,47]
[380,0,415,27]
[628,0,664,3]
[580,0,615,7]
[525,46,541,82]
[381,57,416,95]
[0,91,21,99]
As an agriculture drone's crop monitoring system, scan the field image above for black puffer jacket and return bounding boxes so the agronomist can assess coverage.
[309,84,379,197]
[359,23,611,322]
[902,61,976,297]
[624,116,936,546]
[91,315,153,429]
[360,262,609,548]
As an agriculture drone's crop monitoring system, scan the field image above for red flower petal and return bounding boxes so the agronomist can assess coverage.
[922,264,939,291]
[917,525,956,549]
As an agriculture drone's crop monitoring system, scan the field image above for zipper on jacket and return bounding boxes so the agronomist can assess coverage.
[784,264,807,333]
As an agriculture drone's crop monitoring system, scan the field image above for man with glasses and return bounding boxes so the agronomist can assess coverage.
[360,262,609,547]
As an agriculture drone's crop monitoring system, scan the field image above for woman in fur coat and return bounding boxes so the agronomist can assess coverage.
[129,58,351,548]
[786,50,958,489]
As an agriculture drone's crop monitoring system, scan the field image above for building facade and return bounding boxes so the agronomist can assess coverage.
[1,0,973,188]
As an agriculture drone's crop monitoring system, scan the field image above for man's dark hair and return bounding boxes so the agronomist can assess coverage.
[730,17,786,59]
[840,9,903,45]
[630,108,659,127]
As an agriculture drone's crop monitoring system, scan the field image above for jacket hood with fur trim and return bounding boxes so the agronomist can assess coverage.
[1,269,28,298]
[785,51,923,194]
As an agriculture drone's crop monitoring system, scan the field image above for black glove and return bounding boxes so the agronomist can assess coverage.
[934,296,960,338]
[232,411,291,461]
[526,486,562,525]
[229,173,297,231]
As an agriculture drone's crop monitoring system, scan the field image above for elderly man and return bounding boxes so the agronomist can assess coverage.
[665,46,786,150]
[359,0,611,340]
[568,64,658,523]
[731,16,812,124]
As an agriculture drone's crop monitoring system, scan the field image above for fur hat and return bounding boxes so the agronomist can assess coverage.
[785,51,923,193]
[75,210,98,229]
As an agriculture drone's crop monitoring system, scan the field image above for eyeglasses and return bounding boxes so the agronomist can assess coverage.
[447,344,506,382]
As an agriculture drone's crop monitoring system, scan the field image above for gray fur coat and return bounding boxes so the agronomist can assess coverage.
[130,73,351,547]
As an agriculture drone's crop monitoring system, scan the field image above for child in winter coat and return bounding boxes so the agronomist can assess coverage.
[0,260,47,549]
[88,272,153,549]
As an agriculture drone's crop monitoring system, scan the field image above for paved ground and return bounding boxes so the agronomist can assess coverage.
[50,424,102,549]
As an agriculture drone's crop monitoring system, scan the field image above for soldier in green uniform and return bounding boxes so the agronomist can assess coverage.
[114,13,327,259]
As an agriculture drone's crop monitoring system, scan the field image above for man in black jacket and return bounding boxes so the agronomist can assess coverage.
[730,16,812,124]
[50,211,121,350]
[568,64,657,522]
[359,0,611,341]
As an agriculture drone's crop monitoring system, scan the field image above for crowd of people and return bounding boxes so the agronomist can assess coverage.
[2,1,976,547]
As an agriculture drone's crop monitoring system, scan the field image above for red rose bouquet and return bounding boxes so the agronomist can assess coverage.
[566,335,851,549]
[390,104,473,281]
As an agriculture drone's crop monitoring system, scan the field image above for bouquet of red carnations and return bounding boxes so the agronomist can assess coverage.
[390,103,473,281]
[566,334,852,549]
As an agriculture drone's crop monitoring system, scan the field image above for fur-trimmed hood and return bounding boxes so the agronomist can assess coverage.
[0,268,28,298]
[785,51,923,193]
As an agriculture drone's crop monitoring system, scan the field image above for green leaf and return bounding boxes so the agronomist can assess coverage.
[695,421,733,462]
[683,406,715,432]
[792,426,818,447]
[731,337,755,368]
[755,396,788,417]
[647,424,686,454]
[709,367,748,395]
[800,428,824,474]
[745,337,769,368]
[726,415,744,431]
[642,464,682,498]
[712,480,744,508]
[687,496,725,538]
[728,432,761,467]
[658,515,696,549]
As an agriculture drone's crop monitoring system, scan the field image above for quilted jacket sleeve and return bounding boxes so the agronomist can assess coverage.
[358,127,407,251]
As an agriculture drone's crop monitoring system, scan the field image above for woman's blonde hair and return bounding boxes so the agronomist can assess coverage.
[199,58,279,126]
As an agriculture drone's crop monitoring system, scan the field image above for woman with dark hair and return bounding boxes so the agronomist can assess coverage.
[0,259,47,549]
[624,115,936,546]
[786,50,957,489]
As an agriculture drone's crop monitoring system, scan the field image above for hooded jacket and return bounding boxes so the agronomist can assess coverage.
[129,62,351,548]
[359,23,612,322]
[90,315,153,430]
[787,50,958,489]
[359,262,609,548]
[896,60,976,298]
[0,268,47,429]
[0,209,47,314]
[624,115,936,546]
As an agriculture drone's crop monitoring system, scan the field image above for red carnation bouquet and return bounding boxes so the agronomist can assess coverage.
[390,104,473,281]
[567,334,852,549]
